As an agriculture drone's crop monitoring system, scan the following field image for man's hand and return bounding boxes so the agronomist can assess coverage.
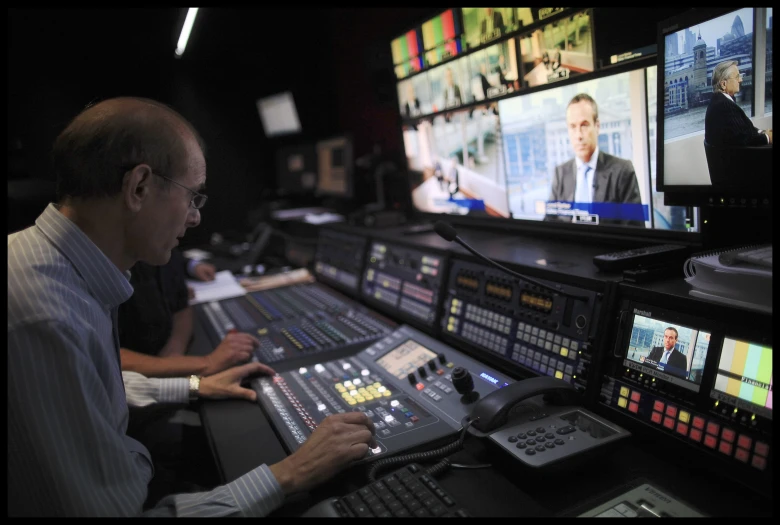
[269,412,377,495]
[194,262,217,281]
[198,361,276,401]
[202,331,261,376]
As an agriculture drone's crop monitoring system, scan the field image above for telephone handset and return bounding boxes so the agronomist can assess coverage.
[464,376,580,437]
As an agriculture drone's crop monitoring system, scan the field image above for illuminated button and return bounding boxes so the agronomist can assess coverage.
[347,400,356,406]
[356,396,366,403]
[560,348,569,358]
[737,435,752,450]
[416,383,425,391]
[665,405,677,418]
[653,400,665,412]
[353,379,362,386]
[436,369,445,375]
[754,442,769,457]
[734,448,750,463]
[663,417,675,430]
[373,382,381,388]
[618,397,628,409]
[446,362,455,368]
[350,390,358,396]
[706,422,720,436]
[651,411,663,424]
[692,416,705,430]
[335,385,346,393]
[298,367,308,375]
[718,441,733,456]
[377,386,387,393]
[630,391,641,402]
[628,402,639,414]
[678,411,690,424]
[619,387,629,397]
[364,395,374,401]
[721,428,735,443]
[703,435,717,449]
[361,369,370,376]
[676,422,688,436]
[390,400,400,407]
[555,371,564,380]
[384,416,394,423]
[383,391,391,397]
[341,392,351,399]
[689,429,702,442]
[751,455,767,470]
[344,381,353,388]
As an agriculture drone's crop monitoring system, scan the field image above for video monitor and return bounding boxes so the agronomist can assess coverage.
[425,38,465,68]
[462,8,517,49]
[422,9,462,51]
[623,313,711,393]
[391,28,424,81]
[316,136,353,198]
[499,64,697,231]
[467,39,520,100]
[657,8,773,206]
[711,336,772,419]
[275,143,317,195]
[519,10,595,89]
[376,340,438,381]
[406,104,509,218]
[398,73,433,119]
[256,91,301,138]
[429,56,473,112]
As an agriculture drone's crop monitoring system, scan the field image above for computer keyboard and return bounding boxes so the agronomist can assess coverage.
[718,244,772,269]
[301,463,470,517]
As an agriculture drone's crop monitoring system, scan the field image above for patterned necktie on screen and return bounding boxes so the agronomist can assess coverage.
[575,165,591,203]
[661,350,671,364]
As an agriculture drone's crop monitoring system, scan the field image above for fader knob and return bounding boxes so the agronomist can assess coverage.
[452,367,474,396]
[408,373,417,385]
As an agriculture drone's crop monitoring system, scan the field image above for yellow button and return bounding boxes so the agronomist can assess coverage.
[364,395,374,401]
[448,325,455,332]
[446,363,454,368]
[358,388,368,393]
[257,328,268,335]
[356,396,366,403]
[560,348,568,357]
[451,306,457,314]
[620,386,629,397]
[618,397,628,408]
[554,371,563,379]
[341,392,351,399]
[347,400,357,406]
[373,382,381,388]
[383,391,391,397]
[453,299,459,306]
[679,410,690,423]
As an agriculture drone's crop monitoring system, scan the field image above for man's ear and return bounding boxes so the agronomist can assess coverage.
[122,164,154,213]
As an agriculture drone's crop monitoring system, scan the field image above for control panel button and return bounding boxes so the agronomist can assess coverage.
[663,417,675,429]
[706,422,720,436]
[676,422,688,436]
[751,455,767,470]
[619,386,629,397]
[665,405,677,418]
[618,397,628,409]
[678,411,690,424]
[721,428,735,443]
[734,448,750,463]
[718,441,733,456]
[737,435,753,450]
[689,429,702,442]
[754,442,769,457]
[692,416,705,430]
[651,411,663,424]
[628,402,639,414]
[653,400,665,412]
[630,391,641,402]
[703,435,717,449]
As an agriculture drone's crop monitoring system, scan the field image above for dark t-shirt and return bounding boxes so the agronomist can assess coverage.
[118,249,190,356]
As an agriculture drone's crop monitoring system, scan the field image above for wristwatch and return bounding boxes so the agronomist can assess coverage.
[188,375,201,402]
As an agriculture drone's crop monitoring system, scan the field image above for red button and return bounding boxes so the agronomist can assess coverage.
[752,455,767,470]
[410,416,419,423]
[651,411,663,424]
[689,429,703,442]
[737,435,752,450]
[436,369,445,375]
[692,416,705,430]
[735,448,750,463]
[706,422,720,435]
[663,416,675,429]
[676,422,689,436]
[718,441,733,456]
[629,401,639,413]
[754,442,769,457]
[630,391,641,402]
[704,435,717,449]
[653,400,665,412]
[665,405,677,418]
[416,383,425,391]
[721,428,735,443]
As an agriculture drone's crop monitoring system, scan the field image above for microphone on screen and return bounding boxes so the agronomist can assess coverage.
[433,221,587,300]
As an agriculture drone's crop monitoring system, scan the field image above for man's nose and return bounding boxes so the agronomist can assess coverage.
[186,207,201,228]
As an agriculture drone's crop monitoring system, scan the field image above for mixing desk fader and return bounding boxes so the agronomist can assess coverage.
[195,282,396,369]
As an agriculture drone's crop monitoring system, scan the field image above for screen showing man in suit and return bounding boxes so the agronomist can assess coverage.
[705,60,772,147]
[645,327,689,378]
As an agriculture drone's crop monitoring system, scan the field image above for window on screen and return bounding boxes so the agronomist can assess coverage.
[256,91,301,137]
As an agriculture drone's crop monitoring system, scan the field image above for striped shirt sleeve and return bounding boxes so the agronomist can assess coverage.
[122,371,189,407]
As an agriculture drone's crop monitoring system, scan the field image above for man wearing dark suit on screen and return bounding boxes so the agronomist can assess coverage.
[645,327,688,378]
[545,93,645,227]
[443,68,462,108]
[481,8,505,38]
[705,60,772,148]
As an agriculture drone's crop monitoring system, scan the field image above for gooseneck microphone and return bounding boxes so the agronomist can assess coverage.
[433,221,588,300]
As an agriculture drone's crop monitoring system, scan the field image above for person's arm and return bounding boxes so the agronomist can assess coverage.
[120,349,210,379]
[8,320,152,516]
[158,307,193,357]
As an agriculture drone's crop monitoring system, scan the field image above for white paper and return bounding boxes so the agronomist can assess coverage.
[187,270,247,305]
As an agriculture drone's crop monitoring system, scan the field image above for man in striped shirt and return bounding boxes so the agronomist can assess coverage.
[8,97,376,517]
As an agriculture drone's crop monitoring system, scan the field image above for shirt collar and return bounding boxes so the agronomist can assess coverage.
[575,146,599,174]
[722,92,735,103]
[36,203,134,310]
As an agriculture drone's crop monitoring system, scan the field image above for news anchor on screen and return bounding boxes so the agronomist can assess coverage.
[545,93,644,227]
[645,327,688,379]
[705,60,772,148]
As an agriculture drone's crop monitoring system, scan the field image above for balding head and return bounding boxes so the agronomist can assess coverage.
[53,97,206,202]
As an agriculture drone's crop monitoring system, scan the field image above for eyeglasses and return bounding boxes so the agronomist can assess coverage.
[153,172,208,209]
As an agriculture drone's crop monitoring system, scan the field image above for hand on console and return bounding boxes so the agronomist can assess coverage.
[269,411,377,495]
[202,330,261,376]
[198,361,276,401]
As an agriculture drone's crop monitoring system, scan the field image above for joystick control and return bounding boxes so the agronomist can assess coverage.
[452,367,479,404]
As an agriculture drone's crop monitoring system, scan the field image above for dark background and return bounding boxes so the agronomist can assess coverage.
[8,8,688,243]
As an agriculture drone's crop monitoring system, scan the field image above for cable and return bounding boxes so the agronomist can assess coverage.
[366,419,476,483]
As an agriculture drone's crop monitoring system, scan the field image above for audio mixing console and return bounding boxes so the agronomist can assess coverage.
[195,282,396,369]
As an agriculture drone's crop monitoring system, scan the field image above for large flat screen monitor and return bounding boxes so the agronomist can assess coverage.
[256,91,302,138]
[404,60,699,234]
[657,7,773,206]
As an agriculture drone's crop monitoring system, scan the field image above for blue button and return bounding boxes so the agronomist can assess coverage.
[405,411,414,418]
